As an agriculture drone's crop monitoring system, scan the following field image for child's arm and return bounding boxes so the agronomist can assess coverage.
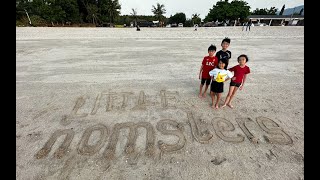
[225,70,233,82]
[211,74,216,80]
[199,65,203,79]
[239,74,247,90]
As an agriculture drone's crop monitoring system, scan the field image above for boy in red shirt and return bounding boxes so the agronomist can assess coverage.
[222,54,250,108]
[198,45,218,98]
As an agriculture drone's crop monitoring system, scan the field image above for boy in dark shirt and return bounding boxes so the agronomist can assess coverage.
[216,37,231,70]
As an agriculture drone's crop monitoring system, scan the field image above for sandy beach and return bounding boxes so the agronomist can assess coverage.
[16,26,304,180]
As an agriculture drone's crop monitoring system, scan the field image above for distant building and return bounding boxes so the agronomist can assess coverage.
[137,21,153,27]
[247,15,304,26]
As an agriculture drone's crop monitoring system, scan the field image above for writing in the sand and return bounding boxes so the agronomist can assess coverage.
[34,90,293,178]
[60,90,179,125]
[36,114,292,160]
[74,90,178,113]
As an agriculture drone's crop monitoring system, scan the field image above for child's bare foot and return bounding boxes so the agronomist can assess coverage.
[211,105,215,109]
[202,93,207,98]
[221,104,227,108]
[215,105,219,109]
[227,104,234,108]
[198,94,202,98]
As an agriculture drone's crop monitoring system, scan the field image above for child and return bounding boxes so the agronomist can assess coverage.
[246,19,252,31]
[209,58,233,109]
[216,37,231,69]
[198,44,218,98]
[222,54,250,108]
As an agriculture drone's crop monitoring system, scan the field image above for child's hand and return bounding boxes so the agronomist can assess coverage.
[232,77,236,81]
[239,85,243,90]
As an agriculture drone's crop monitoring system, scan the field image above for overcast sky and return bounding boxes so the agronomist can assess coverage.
[118,0,304,19]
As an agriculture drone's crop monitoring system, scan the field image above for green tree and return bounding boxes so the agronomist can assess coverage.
[191,13,201,25]
[204,0,250,23]
[31,0,66,26]
[169,12,186,25]
[184,19,193,27]
[151,3,166,26]
[279,4,285,15]
[16,0,32,20]
[131,8,137,26]
[86,3,99,25]
[251,7,277,15]
[230,0,250,20]
[77,0,89,23]
[105,0,121,23]
[267,7,277,15]
[57,0,80,23]
[98,0,109,23]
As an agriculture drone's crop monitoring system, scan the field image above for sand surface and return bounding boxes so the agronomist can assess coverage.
[16,26,304,180]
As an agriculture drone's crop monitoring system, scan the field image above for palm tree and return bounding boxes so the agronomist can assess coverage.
[151,3,166,27]
[106,0,121,24]
[191,13,201,25]
[86,4,99,25]
[131,8,137,27]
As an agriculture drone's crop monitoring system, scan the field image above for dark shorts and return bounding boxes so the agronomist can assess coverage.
[230,81,241,87]
[201,78,211,85]
[211,81,224,93]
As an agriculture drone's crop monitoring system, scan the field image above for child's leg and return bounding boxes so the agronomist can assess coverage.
[202,79,211,97]
[199,78,205,98]
[199,83,204,98]
[203,84,209,97]
[215,93,222,109]
[210,91,215,108]
[222,86,235,107]
[227,87,239,108]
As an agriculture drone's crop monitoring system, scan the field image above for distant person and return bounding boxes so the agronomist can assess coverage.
[136,25,140,31]
[222,54,251,108]
[216,37,231,69]
[209,58,233,109]
[194,24,198,31]
[198,44,218,98]
[246,19,252,31]
[242,22,246,31]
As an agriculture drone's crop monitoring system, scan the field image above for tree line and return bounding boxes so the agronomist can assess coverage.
[16,0,299,27]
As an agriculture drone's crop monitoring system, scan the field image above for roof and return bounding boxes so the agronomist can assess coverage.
[248,15,304,20]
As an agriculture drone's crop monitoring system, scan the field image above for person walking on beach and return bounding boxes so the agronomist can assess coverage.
[198,44,218,98]
[216,37,231,69]
[246,19,252,31]
[222,54,250,108]
[209,58,233,109]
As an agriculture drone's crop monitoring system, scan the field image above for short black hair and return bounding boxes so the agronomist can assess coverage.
[237,54,249,62]
[218,57,228,64]
[221,37,231,44]
[219,57,229,69]
[208,44,216,51]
